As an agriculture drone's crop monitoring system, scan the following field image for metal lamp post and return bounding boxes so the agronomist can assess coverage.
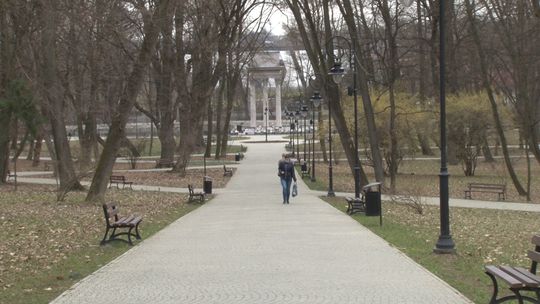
[328,36,361,199]
[324,69,338,197]
[310,92,322,182]
[398,0,454,253]
[433,0,455,254]
[301,104,309,163]
[290,112,295,157]
[295,110,301,162]
[265,107,269,142]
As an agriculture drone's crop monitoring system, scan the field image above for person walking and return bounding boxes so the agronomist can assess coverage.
[278,153,297,204]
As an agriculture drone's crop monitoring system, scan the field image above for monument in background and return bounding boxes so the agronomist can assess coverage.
[247,52,286,128]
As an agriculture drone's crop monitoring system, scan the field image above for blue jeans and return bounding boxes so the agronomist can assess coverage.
[280,177,292,203]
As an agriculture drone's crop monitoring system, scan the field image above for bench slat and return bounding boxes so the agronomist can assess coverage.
[114,215,135,226]
[485,265,523,288]
[514,267,540,284]
[129,216,142,226]
[500,266,539,287]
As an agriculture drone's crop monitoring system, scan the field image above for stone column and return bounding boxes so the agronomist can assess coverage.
[249,79,256,127]
[275,80,282,127]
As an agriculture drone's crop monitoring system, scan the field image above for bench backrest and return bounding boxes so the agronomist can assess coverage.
[468,183,505,190]
[110,175,125,182]
[528,235,540,274]
[102,203,120,226]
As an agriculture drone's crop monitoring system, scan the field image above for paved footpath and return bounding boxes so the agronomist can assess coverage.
[52,137,471,304]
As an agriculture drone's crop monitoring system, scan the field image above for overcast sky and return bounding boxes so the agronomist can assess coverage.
[268,8,288,36]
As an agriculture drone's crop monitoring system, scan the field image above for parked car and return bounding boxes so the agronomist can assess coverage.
[243,128,255,135]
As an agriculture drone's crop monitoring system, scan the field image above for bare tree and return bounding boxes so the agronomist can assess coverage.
[286,0,369,188]
[86,0,174,202]
[463,0,528,197]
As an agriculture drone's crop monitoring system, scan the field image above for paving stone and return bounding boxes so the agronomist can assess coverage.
[50,136,471,303]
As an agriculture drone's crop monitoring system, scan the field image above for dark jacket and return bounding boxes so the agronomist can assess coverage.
[278,159,296,181]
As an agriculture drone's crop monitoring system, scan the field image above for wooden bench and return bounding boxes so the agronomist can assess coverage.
[345,196,365,215]
[223,165,233,177]
[188,184,205,202]
[101,203,142,246]
[485,235,540,303]
[155,159,175,168]
[464,182,506,200]
[109,175,133,189]
[6,170,16,181]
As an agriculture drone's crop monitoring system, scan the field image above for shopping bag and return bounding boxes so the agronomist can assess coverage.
[292,182,298,197]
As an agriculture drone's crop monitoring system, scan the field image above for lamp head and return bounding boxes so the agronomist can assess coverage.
[310,91,322,107]
[300,104,309,118]
[329,62,345,84]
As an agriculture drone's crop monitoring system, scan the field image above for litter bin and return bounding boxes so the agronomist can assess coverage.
[203,176,213,194]
[235,153,241,162]
[300,162,307,172]
[364,182,382,216]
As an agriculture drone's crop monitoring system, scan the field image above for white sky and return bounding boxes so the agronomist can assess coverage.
[267,8,288,36]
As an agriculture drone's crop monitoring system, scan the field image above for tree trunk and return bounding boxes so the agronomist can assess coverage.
[338,0,385,184]
[86,0,172,202]
[40,0,83,193]
[12,130,29,161]
[464,0,527,196]
[32,132,44,167]
[26,138,35,161]
[482,138,495,162]
[156,15,176,163]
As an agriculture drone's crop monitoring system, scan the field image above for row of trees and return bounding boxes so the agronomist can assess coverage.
[282,0,539,199]
[1,0,539,201]
[0,0,272,201]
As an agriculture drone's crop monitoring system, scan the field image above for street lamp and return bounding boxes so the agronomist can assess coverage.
[324,95,335,197]
[301,104,309,163]
[310,91,322,182]
[433,0,455,254]
[264,107,270,143]
[289,112,295,157]
[399,0,455,253]
[328,36,361,199]
[295,110,301,162]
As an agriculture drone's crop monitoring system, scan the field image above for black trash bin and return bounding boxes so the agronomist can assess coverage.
[203,176,213,194]
[300,162,307,172]
[364,182,382,216]
[235,153,241,162]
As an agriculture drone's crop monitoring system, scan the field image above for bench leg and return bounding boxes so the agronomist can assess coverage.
[135,222,142,240]
[109,227,118,240]
[100,227,110,245]
[486,271,501,304]
[127,227,134,245]
[510,288,524,304]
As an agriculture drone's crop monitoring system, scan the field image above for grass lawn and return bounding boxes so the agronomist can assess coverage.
[0,184,204,304]
[302,157,540,203]
[323,196,540,303]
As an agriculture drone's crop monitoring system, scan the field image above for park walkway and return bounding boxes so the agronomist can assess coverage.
[52,136,470,304]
